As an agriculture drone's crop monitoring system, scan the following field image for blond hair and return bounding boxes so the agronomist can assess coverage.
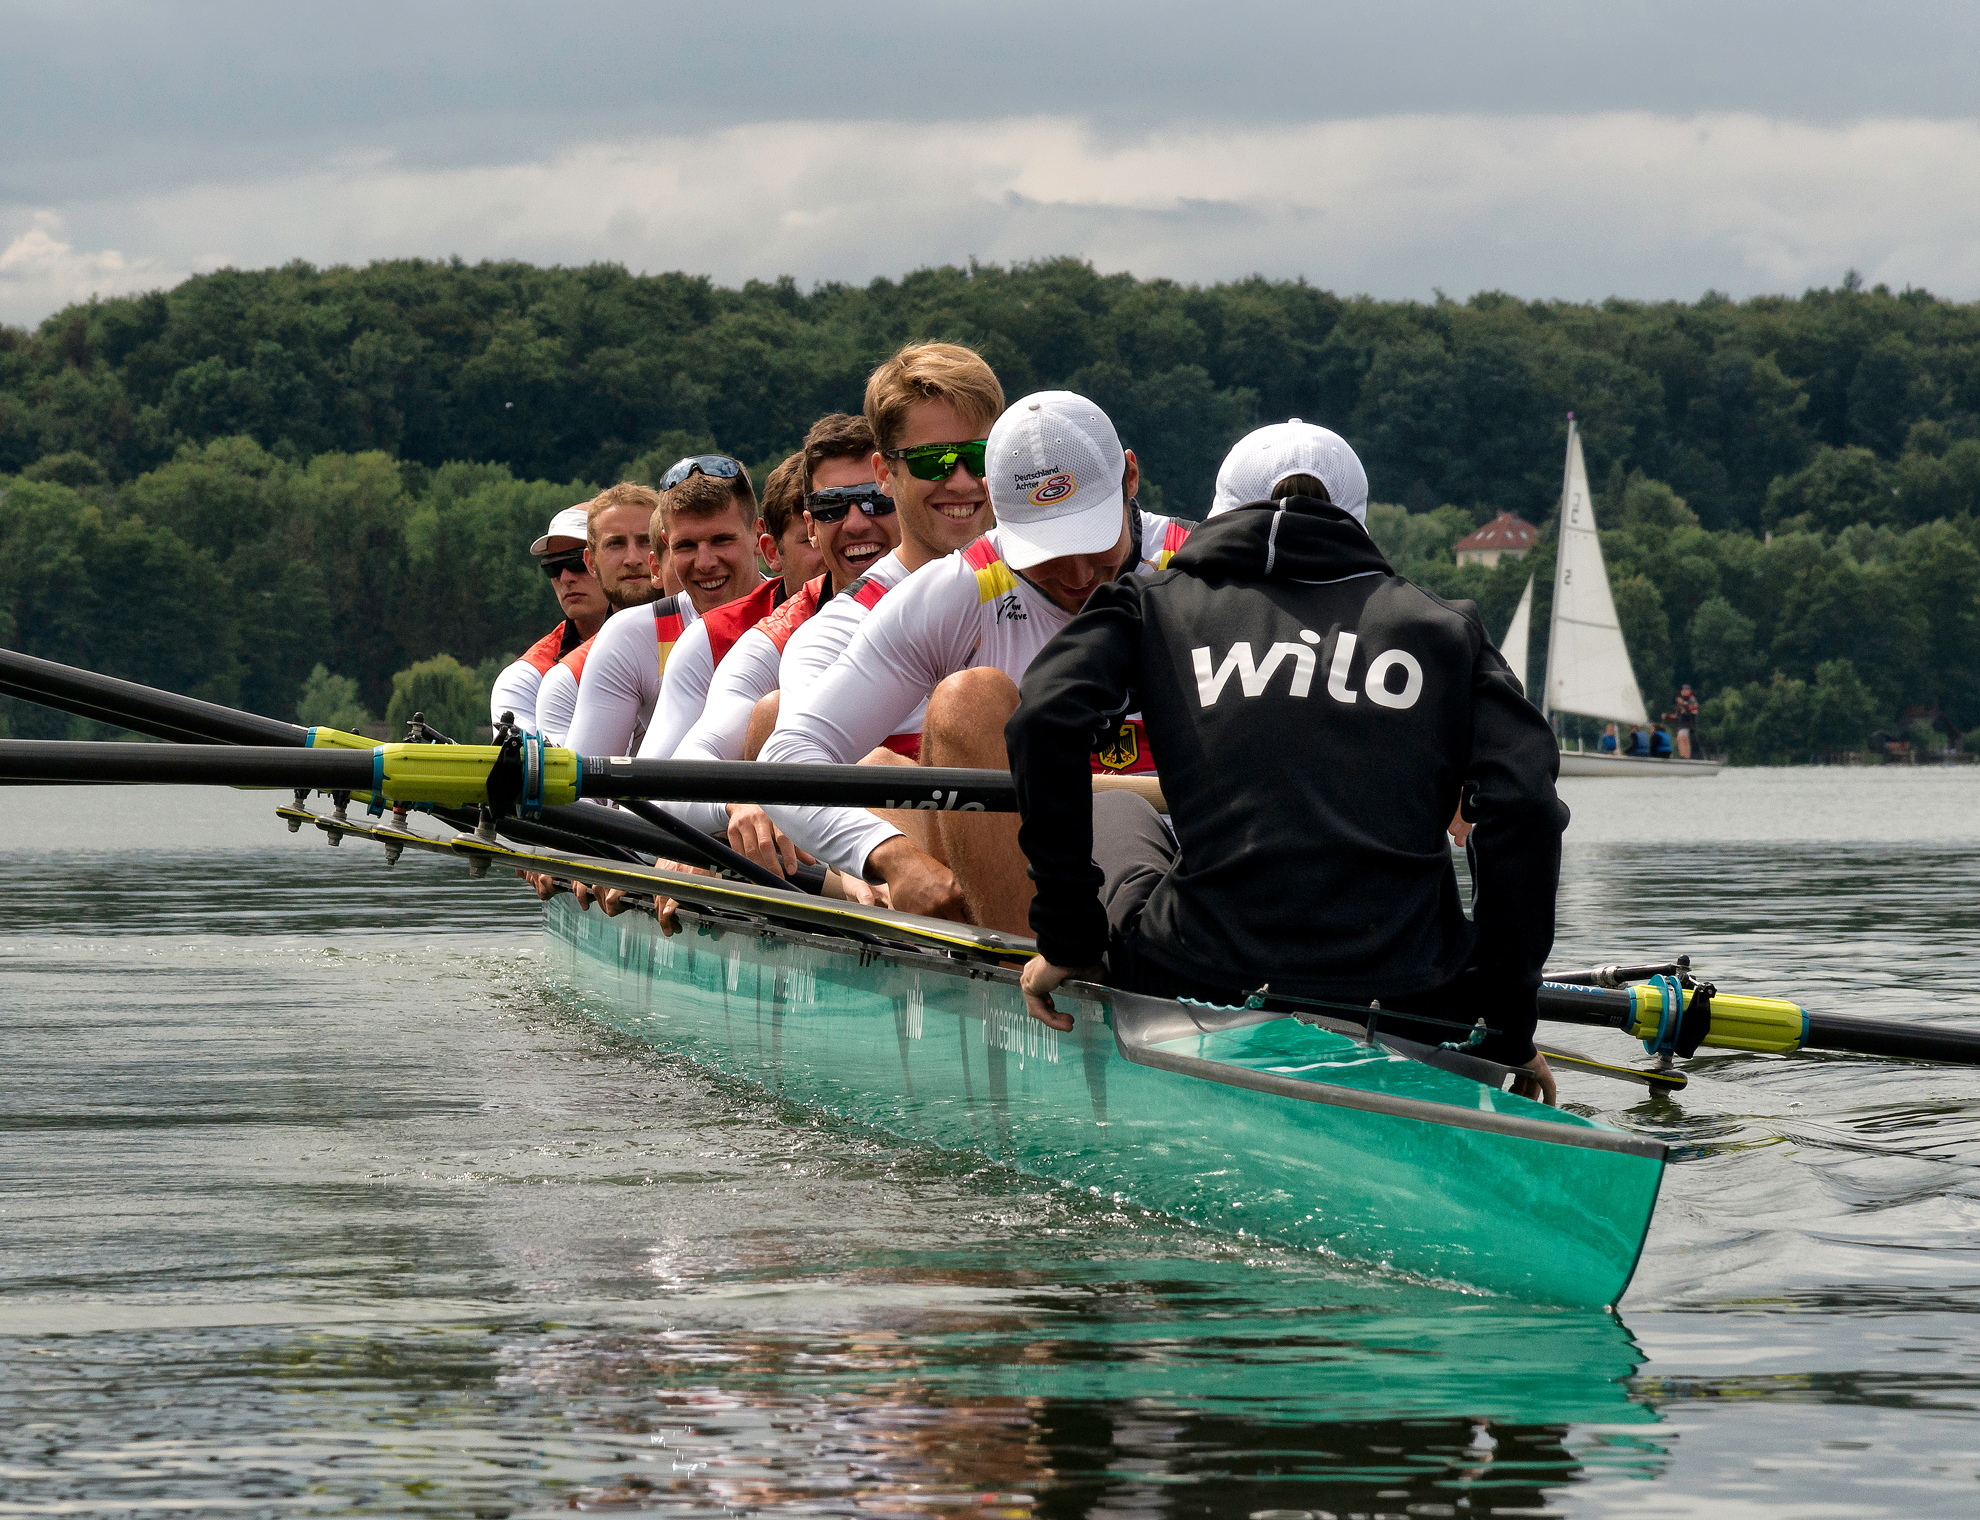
[586,482,662,547]
[862,342,1004,455]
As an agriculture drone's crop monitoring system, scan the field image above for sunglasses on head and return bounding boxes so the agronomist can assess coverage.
[660,454,743,491]
[805,484,898,523]
[539,551,589,579]
[881,439,988,483]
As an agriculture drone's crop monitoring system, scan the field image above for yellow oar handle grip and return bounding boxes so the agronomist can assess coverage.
[379,742,581,809]
[1626,983,1808,1054]
[301,734,583,811]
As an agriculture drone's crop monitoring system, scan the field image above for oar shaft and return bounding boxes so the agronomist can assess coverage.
[1803,1013,1980,1064]
[578,756,1019,811]
[0,739,372,789]
[0,649,306,747]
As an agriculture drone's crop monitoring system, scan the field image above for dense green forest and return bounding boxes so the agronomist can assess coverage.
[3,257,1978,760]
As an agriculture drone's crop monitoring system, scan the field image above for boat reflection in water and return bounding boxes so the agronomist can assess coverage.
[498,1261,1662,1514]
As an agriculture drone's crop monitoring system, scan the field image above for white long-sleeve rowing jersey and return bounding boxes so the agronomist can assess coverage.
[758,529,1085,874]
[661,576,832,833]
[489,619,583,732]
[534,641,586,746]
[759,514,1191,874]
[777,550,929,742]
[561,593,699,758]
[639,578,782,763]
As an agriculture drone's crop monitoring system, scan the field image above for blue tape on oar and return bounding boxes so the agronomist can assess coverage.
[522,732,544,818]
[1640,974,1685,1058]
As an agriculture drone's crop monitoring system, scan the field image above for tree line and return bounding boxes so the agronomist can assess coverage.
[3,257,1978,760]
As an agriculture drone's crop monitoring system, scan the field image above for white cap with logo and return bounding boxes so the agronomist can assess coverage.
[529,505,592,557]
[1210,419,1368,523]
[986,390,1127,571]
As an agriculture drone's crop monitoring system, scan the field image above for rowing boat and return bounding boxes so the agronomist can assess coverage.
[542,891,1666,1307]
[263,797,1666,1308]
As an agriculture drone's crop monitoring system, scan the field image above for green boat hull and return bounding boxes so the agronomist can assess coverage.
[543,896,1664,1306]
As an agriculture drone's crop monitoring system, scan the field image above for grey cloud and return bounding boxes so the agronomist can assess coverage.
[5,0,1979,206]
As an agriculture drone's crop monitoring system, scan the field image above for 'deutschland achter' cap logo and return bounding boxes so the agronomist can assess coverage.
[1023,470,1076,506]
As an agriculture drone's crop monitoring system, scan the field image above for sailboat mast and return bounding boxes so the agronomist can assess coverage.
[1539,417,1576,721]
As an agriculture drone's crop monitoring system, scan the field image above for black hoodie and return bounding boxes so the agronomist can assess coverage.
[1006,496,1568,1061]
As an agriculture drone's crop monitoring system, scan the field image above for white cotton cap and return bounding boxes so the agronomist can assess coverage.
[530,505,592,556]
[1210,419,1369,523]
[986,391,1128,571]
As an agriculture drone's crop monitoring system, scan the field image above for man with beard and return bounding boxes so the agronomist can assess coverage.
[532,482,670,743]
[487,505,611,732]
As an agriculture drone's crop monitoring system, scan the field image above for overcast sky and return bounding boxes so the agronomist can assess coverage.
[4,0,1978,327]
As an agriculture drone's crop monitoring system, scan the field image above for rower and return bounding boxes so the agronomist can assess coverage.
[758,453,828,596]
[532,483,670,740]
[760,389,1154,929]
[640,452,819,763]
[661,412,904,875]
[562,460,760,760]
[487,505,610,732]
[1005,420,1568,1104]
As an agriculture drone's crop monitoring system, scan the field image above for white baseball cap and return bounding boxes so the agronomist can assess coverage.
[529,505,591,557]
[1210,419,1369,523]
[987,391,1128,570]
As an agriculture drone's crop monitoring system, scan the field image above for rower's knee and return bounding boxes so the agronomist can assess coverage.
[744,690,780,761]
[923,668,1019,766]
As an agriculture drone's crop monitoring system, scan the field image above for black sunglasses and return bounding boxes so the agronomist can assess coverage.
[539,551,588,579]
[660,454,743,491]
[805,484,898,524]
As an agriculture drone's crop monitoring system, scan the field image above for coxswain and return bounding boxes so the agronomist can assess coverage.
[1005,420,1568,1104]
[760,389,1158,930]
[487,505,611,732]
[640,450,822,763]
[562,460,761,759]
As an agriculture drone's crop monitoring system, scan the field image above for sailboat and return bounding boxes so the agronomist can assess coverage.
[1525,419,1720,777]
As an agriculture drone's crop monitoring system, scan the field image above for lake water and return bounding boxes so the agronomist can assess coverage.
[3,768,1979,1518]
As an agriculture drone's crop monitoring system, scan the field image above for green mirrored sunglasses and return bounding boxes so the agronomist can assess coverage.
[881,439,988,482]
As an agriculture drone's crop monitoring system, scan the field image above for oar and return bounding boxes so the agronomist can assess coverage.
[1535,979,1980,1067]
[0,654,727,871]
[0,737,1032,812]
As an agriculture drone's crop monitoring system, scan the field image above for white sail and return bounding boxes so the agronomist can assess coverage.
[1499,573,1533,694]
[1542,421,1647,725]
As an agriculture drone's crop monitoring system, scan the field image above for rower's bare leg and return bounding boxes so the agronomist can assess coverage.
[861,746,944,862]
[920,667,1030,934]
[744,692,780,761]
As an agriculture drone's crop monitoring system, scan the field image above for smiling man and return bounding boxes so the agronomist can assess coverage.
[650,411,906,873]
[559,459,759,758]
[760,389,1149,929]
